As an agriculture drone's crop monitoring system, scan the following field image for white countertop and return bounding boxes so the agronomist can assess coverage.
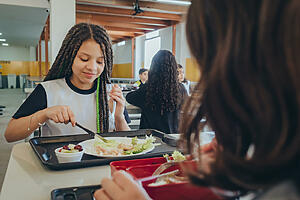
[0,143,110,200]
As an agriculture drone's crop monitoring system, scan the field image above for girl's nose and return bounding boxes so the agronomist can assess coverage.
[87,60,98,70]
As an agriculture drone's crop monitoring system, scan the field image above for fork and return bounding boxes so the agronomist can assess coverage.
[152,161,181,176]
[137,169,180,184]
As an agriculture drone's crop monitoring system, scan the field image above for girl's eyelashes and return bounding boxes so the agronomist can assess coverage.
[78,55,104,65]
[80,58,103,65]
[80,57,88,62]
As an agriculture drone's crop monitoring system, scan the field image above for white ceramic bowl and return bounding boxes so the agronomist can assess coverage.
[55,147,84,163]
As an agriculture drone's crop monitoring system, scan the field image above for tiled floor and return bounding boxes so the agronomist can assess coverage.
[0,88,26,193]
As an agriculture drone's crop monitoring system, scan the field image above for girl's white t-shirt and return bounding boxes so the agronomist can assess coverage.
[182,80,191,95]
[40,78,115,136]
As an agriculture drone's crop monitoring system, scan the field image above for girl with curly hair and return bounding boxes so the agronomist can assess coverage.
[5,23,130,142]
[94,0,300,199]
[126,50,187,134]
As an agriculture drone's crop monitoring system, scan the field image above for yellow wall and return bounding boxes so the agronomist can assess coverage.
[0,60,195,79]
[0,61,133,78]
[111,63,133,78]
[0,61,50,76]
[185,57,201,82]
[110,60,199,81]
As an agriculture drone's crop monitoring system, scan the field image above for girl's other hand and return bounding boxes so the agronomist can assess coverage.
[109,84,125,119]
[198,138,218,174]
[44,105,76,126]
[94,171,151,200]
[200,138,217,153]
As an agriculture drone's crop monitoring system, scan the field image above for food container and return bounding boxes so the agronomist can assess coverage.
[55,146,84,163]
[110,157,167,175]
[143,180,222,200]
[110,157,222,200]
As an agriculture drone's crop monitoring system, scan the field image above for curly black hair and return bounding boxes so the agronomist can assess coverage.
[145,50,183,114]
[44,23,113,133]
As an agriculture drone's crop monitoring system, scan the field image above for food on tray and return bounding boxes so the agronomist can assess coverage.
[94,135,156,156]
[58,144,83,153]
[55,144,84,163]
[163,150,186,162]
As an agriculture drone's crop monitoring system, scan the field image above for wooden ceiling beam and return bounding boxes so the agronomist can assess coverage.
[108,32,143,38]
[110,36,118,40]
[101,26,148,34]
[76,12,171,26]
[76,4,182,21]
[76,0,189,13]
[108,30,135,37]
[77,16,163,30]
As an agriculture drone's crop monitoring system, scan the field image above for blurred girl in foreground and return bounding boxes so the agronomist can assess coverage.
[94,0,300,199]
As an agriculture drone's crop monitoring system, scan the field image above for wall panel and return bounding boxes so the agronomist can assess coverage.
[185,57,200,82]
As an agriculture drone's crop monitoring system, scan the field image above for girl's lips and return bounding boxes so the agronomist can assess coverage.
[83,72,96,78]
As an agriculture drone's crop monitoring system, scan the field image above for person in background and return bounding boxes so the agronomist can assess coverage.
[4,23,130,143]
[94,0,300,199]
[126,50,187,134]
[178,64,191,95]
[134,68,148,88]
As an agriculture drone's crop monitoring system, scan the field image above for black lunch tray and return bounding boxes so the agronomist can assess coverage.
[51,184,101,200]
[29,129,177,170]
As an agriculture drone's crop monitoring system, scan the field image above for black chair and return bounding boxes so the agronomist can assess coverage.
[0,105,4,115]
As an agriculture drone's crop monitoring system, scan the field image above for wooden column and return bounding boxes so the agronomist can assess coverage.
[38,38,42,77]
[45,16,49,74]
[172,24,176,55]
[35,46,38,61]
[131,38,135,78]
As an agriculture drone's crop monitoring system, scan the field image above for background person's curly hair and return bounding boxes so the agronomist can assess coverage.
[44,23,113,133]
[145,50,182,114]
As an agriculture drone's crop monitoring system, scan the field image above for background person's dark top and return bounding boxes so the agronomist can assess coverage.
[13,78,131,124]
[126,83,187,134]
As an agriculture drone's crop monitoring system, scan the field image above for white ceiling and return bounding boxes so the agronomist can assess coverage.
[0,0,189,47]
[0,4,49,47]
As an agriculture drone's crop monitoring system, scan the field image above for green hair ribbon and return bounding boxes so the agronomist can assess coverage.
[96,76,100,133]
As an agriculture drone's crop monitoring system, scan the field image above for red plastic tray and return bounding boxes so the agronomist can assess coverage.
[110,157,222,200]
[110,157,167,175]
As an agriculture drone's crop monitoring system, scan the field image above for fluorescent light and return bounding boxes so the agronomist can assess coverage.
[156,0,191,5]
[0,33,2,36]
[0,39,6,42]
[2,43,9,46]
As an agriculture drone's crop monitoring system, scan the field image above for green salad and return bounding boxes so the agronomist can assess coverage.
[93,135,156,156]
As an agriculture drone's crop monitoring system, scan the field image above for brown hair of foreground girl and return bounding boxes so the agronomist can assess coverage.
[180,0,300,193]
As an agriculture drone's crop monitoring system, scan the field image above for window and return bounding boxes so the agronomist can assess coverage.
[144,31,160,69]
[117,41,125,46]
